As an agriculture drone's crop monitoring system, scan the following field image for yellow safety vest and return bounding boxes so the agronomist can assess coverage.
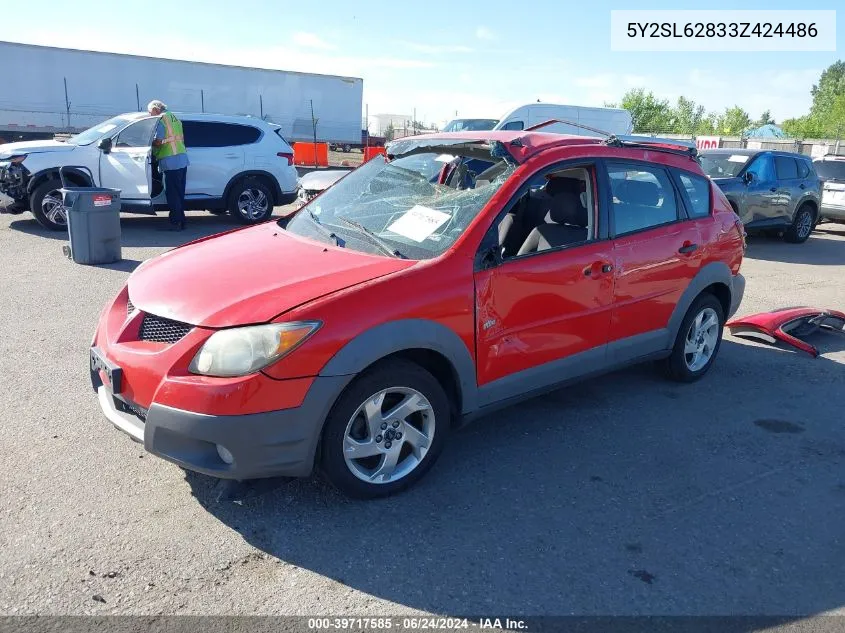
[153,112,186,160]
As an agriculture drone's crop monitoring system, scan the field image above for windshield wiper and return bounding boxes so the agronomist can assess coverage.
[336,217,406,258]
[306,208,345,247]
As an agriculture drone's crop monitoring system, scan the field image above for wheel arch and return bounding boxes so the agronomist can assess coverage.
[666,262,736,349]
[318,319,478,418]
[27,167,93,196]
[795,196,818,219]
[222,170,283,206]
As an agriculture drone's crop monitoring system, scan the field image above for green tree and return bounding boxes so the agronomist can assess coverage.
[715,106,752,135]
[384,122,395,142]
[670,96,706,135]
[810,61,845,116]
[754,110,775,127]
[613,88,674,133]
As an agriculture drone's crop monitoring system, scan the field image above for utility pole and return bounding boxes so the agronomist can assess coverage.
[413,108,416,135]
[201,89,205,113]
[310,99,318,170]
[63,77,71,130]
[365,103,369,150]
[135,84,140,111]
[260,94,264,119]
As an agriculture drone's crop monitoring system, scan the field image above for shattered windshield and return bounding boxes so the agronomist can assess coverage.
[283,151,514,259]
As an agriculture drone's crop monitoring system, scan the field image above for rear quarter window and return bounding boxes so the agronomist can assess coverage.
[797,158,811,179]
[182,121,262,148]
[677,171,712,218]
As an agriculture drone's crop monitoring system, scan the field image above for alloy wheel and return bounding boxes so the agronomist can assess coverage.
[797,209,813,240]
[236,188,269,221]
[684,307,720,372]
[42,190,67,226]
[343,387,435,484]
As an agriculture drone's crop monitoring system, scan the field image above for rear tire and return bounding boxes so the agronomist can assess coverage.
[227,177,274,224]
[784,204,815,243]
[30,179,67,231]
[662,294,725,383]
[320,360,451,499]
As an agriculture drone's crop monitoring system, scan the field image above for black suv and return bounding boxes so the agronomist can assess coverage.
[699,149,822,243]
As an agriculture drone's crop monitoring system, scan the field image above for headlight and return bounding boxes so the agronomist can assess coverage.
[189,321,320,377]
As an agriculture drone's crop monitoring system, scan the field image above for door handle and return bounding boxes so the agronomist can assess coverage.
[678,243,699,254]
[799,183,806,189]
[601,264,613,273]
[770,187,777,192]
[224,153,239,159]
[583,267,593,277]
[584,262,613,277]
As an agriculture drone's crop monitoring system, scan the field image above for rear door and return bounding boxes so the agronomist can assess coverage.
[181,120,250,198]
[98,117,157,201]
[773,154,801,223]
[605,161,703,362]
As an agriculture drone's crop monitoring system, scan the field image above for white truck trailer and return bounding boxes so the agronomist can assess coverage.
[0,41,363,145]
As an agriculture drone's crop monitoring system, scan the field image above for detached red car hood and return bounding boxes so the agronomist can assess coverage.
[128,223,415,327]
[727,307,845,357]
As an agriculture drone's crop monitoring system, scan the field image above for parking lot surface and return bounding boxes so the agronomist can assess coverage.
[0,209,843,618]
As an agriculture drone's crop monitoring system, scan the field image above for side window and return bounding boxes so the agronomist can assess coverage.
[775,155,799,180]
[677,171,712,218]
[500,120,524,131]
[608,164,678,236]
[745,154,774,182]
[496,164,596,258]
[113,118,157,148]
[182,121,261,148]
[796,158,810,179]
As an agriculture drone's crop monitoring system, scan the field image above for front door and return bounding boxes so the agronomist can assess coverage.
[98,117,157,201]
[773,154,801,224]
[474,162,614,406]
[605,161,703,361]
[742,153,782,225]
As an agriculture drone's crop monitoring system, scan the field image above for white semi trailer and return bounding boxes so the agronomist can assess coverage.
[0,41,363,145]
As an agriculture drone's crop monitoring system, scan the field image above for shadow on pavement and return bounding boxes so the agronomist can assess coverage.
[7,213,282,249]
[185,337,845,618]
[745,224,845,266]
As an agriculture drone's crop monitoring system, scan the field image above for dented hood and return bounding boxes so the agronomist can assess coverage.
[128,223,415,328]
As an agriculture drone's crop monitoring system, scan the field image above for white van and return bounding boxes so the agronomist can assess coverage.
[492,103,633,137]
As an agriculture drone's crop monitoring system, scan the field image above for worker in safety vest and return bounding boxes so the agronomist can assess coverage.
[148,100,190,231]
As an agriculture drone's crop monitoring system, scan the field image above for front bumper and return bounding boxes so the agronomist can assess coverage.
[0,161,29,208]
[95,373,350,480]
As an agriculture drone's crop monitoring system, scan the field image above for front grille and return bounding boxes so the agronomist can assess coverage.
[139,314,192,344]
[115,397,148,422]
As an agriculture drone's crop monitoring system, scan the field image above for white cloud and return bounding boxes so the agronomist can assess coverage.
[292,32,336,51]
[475,26,496,41]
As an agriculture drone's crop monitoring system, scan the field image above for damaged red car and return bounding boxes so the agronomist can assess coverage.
[90,129,746,498]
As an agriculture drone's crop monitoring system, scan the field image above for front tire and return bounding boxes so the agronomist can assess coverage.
[785,204,815,243]
[228,178,274,224]
[662,294,725,383]
[30,179,68,231]
[320,360,451,499]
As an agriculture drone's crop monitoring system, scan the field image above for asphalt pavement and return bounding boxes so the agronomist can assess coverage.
[0,208,843,621]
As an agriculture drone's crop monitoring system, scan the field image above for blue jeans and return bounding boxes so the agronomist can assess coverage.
[163,167,187,226]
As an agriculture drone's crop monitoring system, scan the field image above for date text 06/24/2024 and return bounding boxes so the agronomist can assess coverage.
[307,617,528,630]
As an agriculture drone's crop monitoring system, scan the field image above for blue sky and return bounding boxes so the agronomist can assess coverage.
[0,0,842,126]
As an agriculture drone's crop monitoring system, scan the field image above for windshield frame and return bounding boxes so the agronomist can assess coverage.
[282,148,514,260]
[66,115,140,146]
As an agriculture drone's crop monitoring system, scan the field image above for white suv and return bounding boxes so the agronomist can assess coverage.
[0,112,298,230]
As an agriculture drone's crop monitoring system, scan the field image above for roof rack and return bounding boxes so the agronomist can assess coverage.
[603,134,698,158]
[524,119,610,137]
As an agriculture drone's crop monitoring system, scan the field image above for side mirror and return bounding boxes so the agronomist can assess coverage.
[98,137,112,153]
[742,171,754,184]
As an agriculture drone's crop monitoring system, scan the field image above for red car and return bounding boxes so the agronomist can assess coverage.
[91,130,746,498]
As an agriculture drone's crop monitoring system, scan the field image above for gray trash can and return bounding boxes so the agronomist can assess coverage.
[61,169,122,265]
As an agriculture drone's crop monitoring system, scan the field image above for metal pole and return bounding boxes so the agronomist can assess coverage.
[63,77,70,130]
[413,108,416,135]
[365,103,369,150]
[260,94,264,119]
[310,99,318,170]
[201,89,205,113]
[136,84,140,111]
